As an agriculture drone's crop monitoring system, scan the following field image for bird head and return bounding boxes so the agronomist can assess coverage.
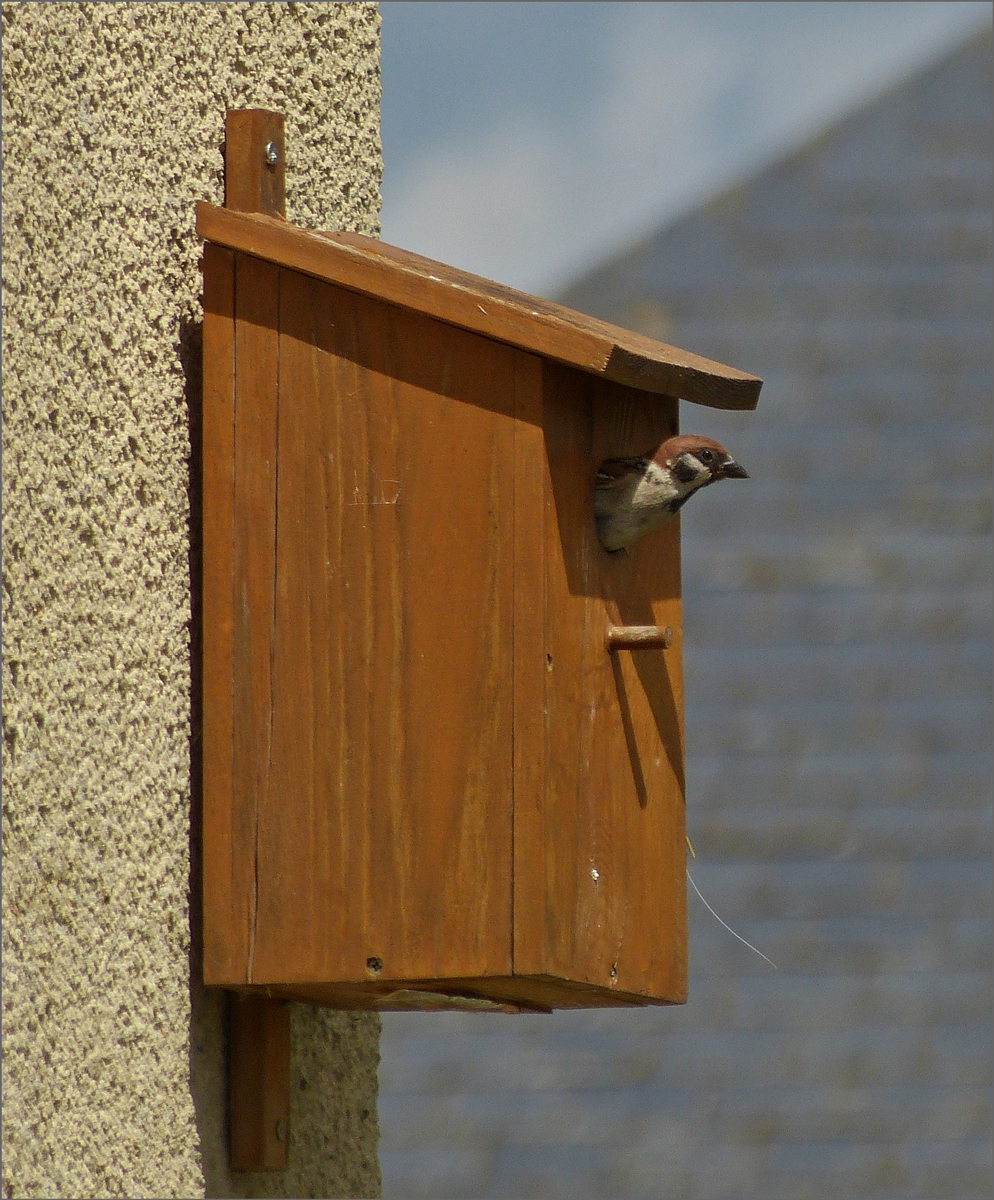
[594,433,748,552]
[652,434,749,489]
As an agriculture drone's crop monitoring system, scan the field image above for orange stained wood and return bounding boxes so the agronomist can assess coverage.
[232,255,282,984]
[224,109,286,217]
[228,993,290,1171]
[196,201,762,411]
[251,974,670,1012]
[250,270,519,986]
[201,243,246,982]
[201,253,692,1005]
[198,128,763,1005]
[213,108,292,1178]
[511,363,687,1001]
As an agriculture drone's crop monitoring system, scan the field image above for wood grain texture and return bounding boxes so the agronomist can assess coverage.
[224,109,286,218]
[231,253,281,984]
[195,203,762,410]
[228,993,290,1171]
[249,271,519,986]
[536,362,688,1003]
[202,245,690,1007]
[215,111,289,1179]
[511,352,547,977]
[246,974,677,1012]
[201,244,245,982]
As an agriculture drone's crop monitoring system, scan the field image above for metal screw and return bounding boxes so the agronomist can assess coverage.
[275,1119,286,1142]
[264,141,279,168]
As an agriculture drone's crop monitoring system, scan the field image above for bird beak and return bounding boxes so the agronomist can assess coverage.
[721,458,749,479]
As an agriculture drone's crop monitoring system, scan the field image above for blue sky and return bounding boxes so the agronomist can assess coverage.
[379,1,991,294]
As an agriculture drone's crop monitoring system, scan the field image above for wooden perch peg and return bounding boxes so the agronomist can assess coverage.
[606,625,673,651]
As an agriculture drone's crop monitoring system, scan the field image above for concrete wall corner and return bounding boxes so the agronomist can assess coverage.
[1,4,383,1195]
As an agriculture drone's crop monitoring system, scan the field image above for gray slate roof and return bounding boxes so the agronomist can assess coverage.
[379,31,993,1199]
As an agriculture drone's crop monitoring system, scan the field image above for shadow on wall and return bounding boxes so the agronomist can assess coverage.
[179,310,383,1198]
[179,313,230,1191]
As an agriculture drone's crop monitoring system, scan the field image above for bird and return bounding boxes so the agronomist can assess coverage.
[594,433,749,552]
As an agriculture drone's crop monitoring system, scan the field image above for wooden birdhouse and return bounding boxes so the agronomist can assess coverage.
[200,109,760,1168]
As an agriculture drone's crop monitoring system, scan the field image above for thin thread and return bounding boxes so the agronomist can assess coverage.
[686,868,778,970]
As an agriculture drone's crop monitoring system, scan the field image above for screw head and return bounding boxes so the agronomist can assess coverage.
[264,141,279,168]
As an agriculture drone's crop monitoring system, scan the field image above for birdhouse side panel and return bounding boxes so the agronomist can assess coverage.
[249,273,519,986]
[202,244,256,985]
[204,251,285,986]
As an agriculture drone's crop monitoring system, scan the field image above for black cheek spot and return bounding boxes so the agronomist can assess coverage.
[671,457,699,484]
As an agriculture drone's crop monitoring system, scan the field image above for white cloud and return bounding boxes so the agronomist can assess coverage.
[381,2,990,294]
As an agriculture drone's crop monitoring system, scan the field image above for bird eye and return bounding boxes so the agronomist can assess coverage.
[699,449,713,463]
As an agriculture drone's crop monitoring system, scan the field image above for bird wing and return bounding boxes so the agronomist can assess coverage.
[595,457,646,488]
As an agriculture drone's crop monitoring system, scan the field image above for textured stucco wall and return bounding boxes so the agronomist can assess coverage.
[2,4,382,1196]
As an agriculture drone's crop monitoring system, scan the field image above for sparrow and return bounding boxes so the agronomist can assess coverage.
[594,434,748,552]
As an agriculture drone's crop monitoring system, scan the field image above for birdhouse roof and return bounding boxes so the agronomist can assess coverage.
[196,202,761,410]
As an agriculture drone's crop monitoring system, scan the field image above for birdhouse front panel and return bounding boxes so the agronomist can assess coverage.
[512,363,687,1003]
[199,204,761,1011]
